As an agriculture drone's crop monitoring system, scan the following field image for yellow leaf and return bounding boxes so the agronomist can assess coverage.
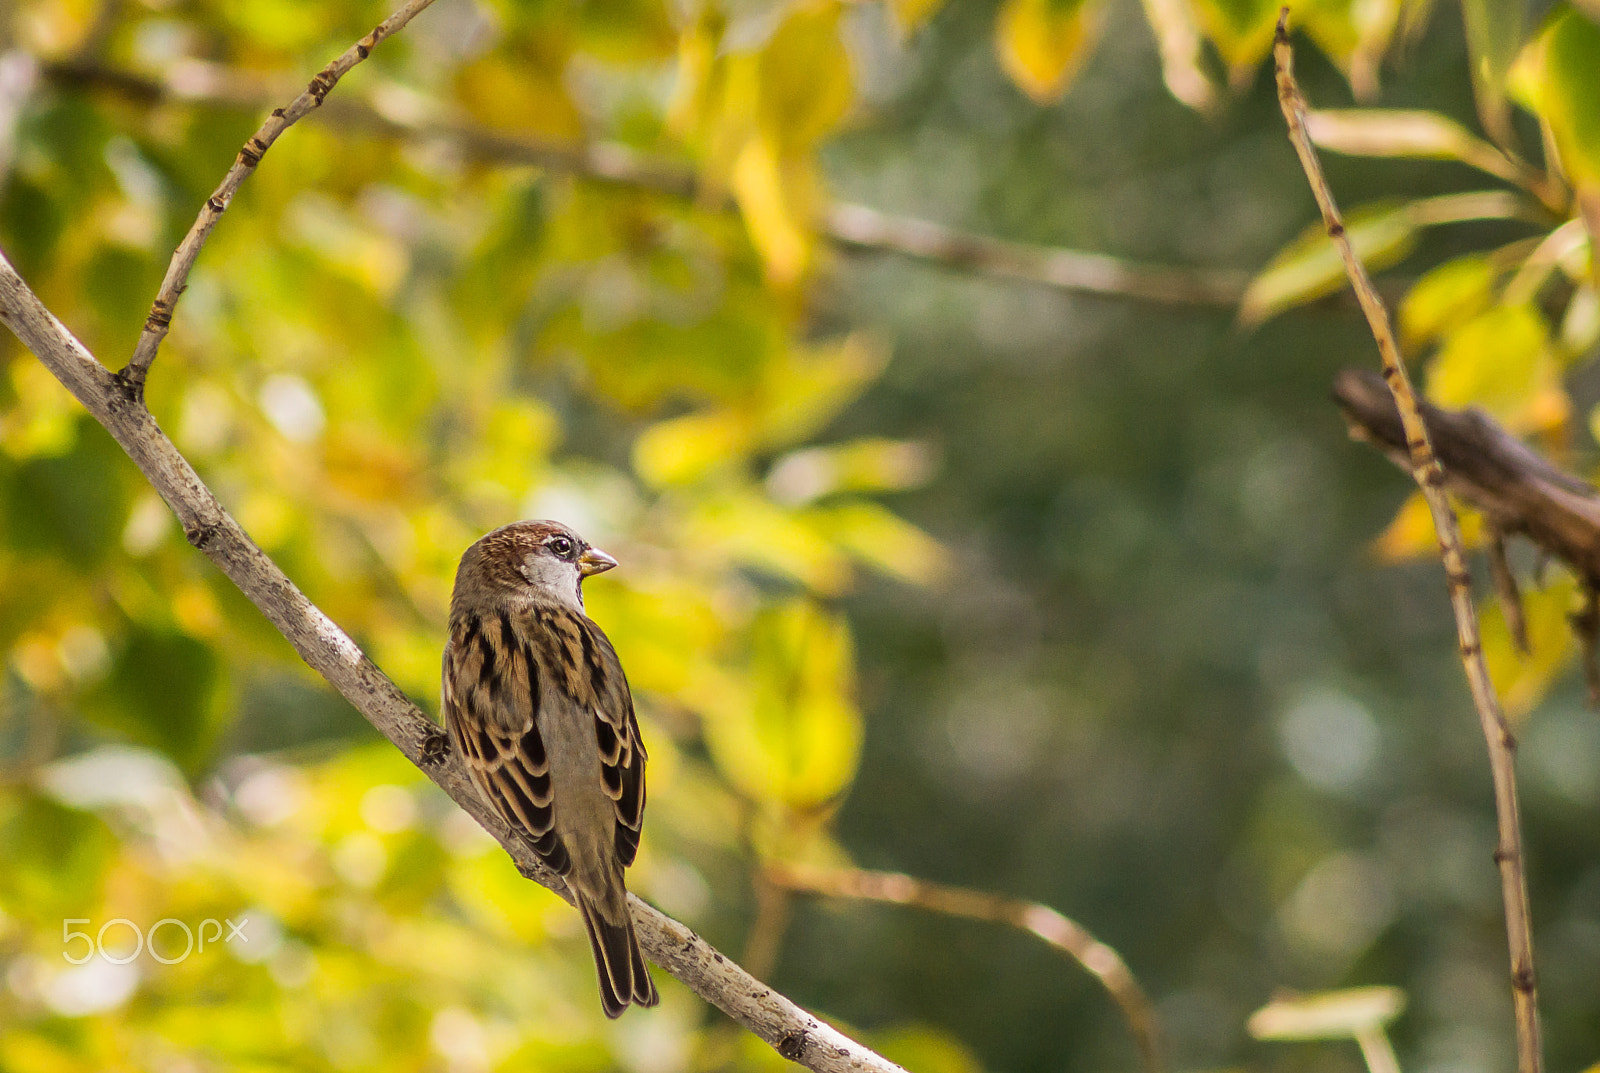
[872,1026,987,1073]
[766,438,939,504]
[732,135,818,287]
[698,602,864,809]
[1426,304,1569,433]
[888,0,947,35]
[995,0,1101,104]
[756,334,889,448]
[1,359,81,459]
[667,21,717,136]
[632,411,750,488]
[811,501,949,585]
[1481,577,1577,722]
[454,56,584,140]
[1400,257,1497,349]
[1372,491,1484,562]
[758,4,855,150]
[684,492,853,593]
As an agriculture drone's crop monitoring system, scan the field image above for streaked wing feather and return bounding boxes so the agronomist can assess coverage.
[580,620,647,867]
[444,611,571,877]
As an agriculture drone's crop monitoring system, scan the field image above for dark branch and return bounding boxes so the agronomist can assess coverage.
[1333,366,1600,587]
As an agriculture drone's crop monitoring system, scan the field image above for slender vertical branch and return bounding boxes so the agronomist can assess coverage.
[119,0,440,397]
[767,863,1162,1073]
[742,868,795,984]
[1274,12,1541,1073]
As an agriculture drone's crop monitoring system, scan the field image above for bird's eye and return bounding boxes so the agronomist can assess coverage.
[548,536,576,560]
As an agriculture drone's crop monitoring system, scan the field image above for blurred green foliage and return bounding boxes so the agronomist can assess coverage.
[3,0,1600,1071]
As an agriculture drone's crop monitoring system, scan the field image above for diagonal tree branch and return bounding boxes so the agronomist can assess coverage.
[1335,365,1600,684]
[40,58,1248,308]
[1275,13,1542,1073]
[1333,367,1600,587]
[0,246,908,1073]
[119,0,441,399]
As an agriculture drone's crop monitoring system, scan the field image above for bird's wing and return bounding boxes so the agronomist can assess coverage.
[443,610,571,876]
[574,618,647,868]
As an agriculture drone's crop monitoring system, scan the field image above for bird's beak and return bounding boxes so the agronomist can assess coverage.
[578,546,618,577]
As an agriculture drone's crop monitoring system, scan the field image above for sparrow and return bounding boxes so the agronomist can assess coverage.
[443,520,658,1017]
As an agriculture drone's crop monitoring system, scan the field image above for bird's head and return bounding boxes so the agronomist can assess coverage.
[452,520,617,614]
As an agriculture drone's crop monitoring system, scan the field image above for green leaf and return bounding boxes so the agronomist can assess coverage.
[872,1026,987,1073]
[1461,0,1527,144]
[85,627,227,775]
[1191,0,1280,69]
[1540,8,1600,188]
[1,417,128,569]
[0,794,113,926]
[1240,202,1417,326]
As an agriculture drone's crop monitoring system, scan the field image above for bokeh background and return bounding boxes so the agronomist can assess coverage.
[2,0,1599,1071]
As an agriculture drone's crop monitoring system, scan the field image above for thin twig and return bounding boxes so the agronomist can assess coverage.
[42,59,1249,308]
[1275,12,1542,1073]
[118,0,440,399]
[0,248,909,1073]
[767,862,1162,1073]
[1353,1026,1402,1073]
[822,203,1247,305]
[1487,523,1530,654]
[0,51,38,183]
[742,868,795,984]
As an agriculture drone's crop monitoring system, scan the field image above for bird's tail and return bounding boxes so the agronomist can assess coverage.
[576,882,659,1018]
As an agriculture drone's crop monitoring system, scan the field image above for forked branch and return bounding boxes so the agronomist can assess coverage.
[0,246,907,1073]
[119,0,440,397]
[1333,367,1600,588]
[0,1,907,1066]
[1275,12,1541,1072]
[1335,366,1600,689]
